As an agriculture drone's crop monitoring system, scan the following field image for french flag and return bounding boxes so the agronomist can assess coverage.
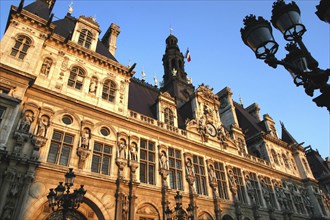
[185,49,191,62]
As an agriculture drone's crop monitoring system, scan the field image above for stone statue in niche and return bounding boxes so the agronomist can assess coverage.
[40,58,52,76]
[208,165,217,183]
[227,168,237,192]
[80,128,90,149]
[18,111,34,133]
[186,158,194,176]
[129,142,138,161]
[89,78,97,94]
[118,139,127,159]
[36,115,49,137]
[159,151,168,170]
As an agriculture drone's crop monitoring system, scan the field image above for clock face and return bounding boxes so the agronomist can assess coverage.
[206,123,216,137]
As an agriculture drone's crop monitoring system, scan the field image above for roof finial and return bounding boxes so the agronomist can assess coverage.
[141,66,146,81]
[154,74,158,87]
[169,26,174,35]
[68,1,73,15]
[239,95,244,106]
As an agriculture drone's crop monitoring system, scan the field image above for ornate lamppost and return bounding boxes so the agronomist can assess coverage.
[316,0,330,23]
[241,0,330,111]
[165,191,194,220]
[47,168,86,219]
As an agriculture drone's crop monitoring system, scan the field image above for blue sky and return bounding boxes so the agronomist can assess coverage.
[1,0,329,159]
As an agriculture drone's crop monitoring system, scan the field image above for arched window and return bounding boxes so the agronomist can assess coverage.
[271,149,279,165]
[282,153,290,168]
[302,159,310,173]
[164,108,174,126]
[78,29,93,49]
[68,66,85,90]
[10,35,32,60]
[40,57,53,76]
[102,79,116,102]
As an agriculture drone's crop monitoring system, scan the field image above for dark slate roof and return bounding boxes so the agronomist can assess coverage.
[53,15,76,39]
[51,15,117,62]
[234,102,264,138]
[305,146,330,179]
[128,78,159,118]
[177,100,193,129]
[24,0,51,20]
[280,121,298,144]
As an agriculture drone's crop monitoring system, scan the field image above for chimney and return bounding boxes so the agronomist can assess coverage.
[245,102,261,121]
[102,23,120,56]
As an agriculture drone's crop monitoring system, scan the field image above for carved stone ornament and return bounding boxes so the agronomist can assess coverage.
[184,154,195,186]
[226,166,237,195]
[77,147,91,169]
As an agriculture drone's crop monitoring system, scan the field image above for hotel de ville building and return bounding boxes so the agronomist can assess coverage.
[0,0,329,219]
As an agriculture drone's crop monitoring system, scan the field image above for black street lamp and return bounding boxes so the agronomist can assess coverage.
[316,0,330,23]
[241,0,330,111]
[165,191,194,220]
[47,168,86,219]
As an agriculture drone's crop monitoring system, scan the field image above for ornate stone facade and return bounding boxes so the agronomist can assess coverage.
[0,1,329,220]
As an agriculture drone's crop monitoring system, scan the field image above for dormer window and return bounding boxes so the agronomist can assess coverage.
[78,29,93,49]
[11,35,32,60]
[68,66,85,90]
[102,79,116,102]
[164,108,174,126]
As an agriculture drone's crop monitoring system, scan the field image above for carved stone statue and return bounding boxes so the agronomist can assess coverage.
[118,139,127,159]
[36,115,49,137]
[208,165,217,183]
[129,142,138,161]
[40,58,52,76]
[186,158,194,176]
[80,128,90,149]
[89,78,97,94]
[18,111,34,133]
[159,151,168,170]
[227,169,237,192]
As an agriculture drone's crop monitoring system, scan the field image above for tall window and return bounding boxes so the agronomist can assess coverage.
[302,159,310,173]
[91,142,112,175]
[164,108,174,126]
[233,167,247,203]
[68,66,85,90]
[0,106,6,125]
[264,177,277,208]
[11,35,32,60]
[102,79,116,102]
[214,161,229,200]
[193,155,207,195]
[47,130,74,166]
[250,172,262,206]
[168,147,183,190]
[140,139,156,185]
[294,194,305,214]
[78,29,93,49]
[271,149,279,165]
[282,153,290,168]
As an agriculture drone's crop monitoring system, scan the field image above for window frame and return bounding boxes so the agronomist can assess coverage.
[47,130,74,166]
[233,167,247,203]
[168,147,183,191]
[139,139,156,185]
[214,161,229,200]
[164,108,174,126]
[102,79,117,102]
[68,66,85,90]
[78,29,93,49]
[10,35,32,60]
[193,155,208,196]
[91,141,113,175]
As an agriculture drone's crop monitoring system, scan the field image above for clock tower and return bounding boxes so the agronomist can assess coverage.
[161,34,194,107]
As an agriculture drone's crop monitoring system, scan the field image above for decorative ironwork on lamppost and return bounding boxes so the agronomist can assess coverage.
[47,168,86,219]
[316,0,330,23]
[241,0,330,111]
[165,191,194,220]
